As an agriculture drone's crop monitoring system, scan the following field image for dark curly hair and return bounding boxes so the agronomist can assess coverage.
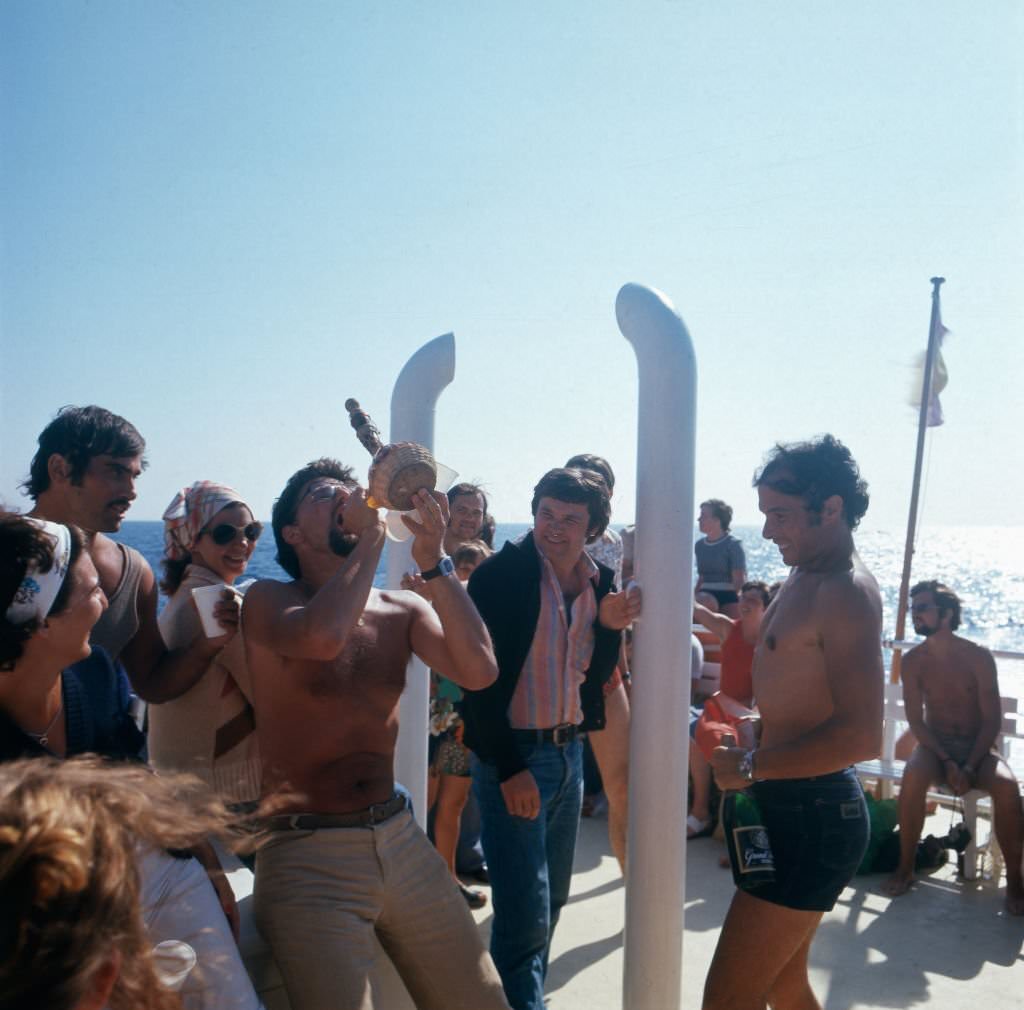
[446,482,494,546]
[740,580,771,608]
[1,514,85,670]
[564,454,616,495]
[910,579,962,631]
[22,406,147,500]
[272,459,356,579]
[531,468,611,544]
[753,434,869,530]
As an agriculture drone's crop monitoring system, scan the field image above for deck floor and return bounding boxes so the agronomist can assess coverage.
[463,810,1024,1010]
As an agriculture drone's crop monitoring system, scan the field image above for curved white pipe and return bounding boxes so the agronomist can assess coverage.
[617,284,696,1010]
[387,332,456,826]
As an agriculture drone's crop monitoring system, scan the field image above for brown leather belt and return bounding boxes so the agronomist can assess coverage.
[264,792,407,831]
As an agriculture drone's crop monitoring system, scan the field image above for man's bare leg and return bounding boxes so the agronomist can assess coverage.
[589,681,630,872]
[703,890,823,1010]
[974,755,1024,914]
[883,746,941,897]
[766,931,820,1010]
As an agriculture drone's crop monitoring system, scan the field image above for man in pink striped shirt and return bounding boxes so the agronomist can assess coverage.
[463,468,641,1010]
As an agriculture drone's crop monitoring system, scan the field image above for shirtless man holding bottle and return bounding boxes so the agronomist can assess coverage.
[705,435,884,1010]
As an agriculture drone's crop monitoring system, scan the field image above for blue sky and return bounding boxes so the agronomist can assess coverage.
[2,2,1021,529]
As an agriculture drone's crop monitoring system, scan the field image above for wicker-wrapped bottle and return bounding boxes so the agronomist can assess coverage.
[344,398,438,511]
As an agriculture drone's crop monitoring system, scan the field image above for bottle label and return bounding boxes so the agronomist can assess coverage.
[732,824,775,875]
[723,791,776,888]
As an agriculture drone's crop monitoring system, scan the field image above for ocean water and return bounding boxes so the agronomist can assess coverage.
[114,520,1024,780]
[113,521,1024,693]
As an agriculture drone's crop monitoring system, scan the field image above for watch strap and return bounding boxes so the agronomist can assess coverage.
[420,556,455,581]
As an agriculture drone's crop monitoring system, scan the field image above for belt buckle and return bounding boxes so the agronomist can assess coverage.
[552,723,574,746]
[367,795,399,824]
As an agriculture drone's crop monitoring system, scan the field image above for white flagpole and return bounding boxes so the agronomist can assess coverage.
[890,277,945,685]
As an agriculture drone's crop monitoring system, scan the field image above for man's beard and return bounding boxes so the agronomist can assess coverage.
[915,623,938,638]
[329,527,359,558]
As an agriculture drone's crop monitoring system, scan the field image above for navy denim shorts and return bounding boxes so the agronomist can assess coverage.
[749,767,869,912]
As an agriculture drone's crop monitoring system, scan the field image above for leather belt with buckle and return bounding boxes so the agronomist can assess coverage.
[264,792,407,832]
[511,723,581,747]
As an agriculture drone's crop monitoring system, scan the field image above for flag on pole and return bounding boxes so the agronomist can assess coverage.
[909,310,950,427]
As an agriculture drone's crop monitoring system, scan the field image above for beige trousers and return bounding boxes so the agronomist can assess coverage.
[254,808,509,1010]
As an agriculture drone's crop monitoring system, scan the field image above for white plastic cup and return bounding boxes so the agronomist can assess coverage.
[151,939,197,992]
[434,460,458,493]
[385,509,415,542]
[190,584,239,638]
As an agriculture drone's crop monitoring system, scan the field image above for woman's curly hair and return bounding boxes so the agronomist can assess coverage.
[0,757,243,1010]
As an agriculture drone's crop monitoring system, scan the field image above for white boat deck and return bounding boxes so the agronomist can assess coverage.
[232,805,1024,1009]
[469,811,1024,1010]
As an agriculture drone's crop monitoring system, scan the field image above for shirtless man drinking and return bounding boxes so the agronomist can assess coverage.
[244,458,509,1010]
[883,580,1024,913]
[705,435,883,1010]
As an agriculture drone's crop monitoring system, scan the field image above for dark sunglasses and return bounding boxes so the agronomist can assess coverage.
[203,521,263,546]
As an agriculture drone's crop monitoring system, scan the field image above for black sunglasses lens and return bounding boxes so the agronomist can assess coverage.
[209,523,262,545]
[206,520,262,544]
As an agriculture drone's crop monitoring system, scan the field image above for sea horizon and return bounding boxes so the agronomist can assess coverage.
[112,520,1023,656]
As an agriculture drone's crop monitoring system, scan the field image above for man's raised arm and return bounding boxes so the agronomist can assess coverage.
[693,600,732,643]
[404,489,497,690]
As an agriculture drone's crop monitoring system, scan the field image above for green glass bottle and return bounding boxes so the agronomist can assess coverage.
[722,790,775,889]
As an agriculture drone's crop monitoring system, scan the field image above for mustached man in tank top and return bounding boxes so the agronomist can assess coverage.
[24,405,240,703]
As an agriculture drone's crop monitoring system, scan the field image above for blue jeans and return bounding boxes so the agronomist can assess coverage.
[472,739,583,1010]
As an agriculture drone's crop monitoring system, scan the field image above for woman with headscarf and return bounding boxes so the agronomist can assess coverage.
[152,481,262,806]
[0,513,142,765]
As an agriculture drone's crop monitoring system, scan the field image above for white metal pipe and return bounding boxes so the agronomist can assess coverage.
[617,283,696,1010]
[387,332,456,826]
